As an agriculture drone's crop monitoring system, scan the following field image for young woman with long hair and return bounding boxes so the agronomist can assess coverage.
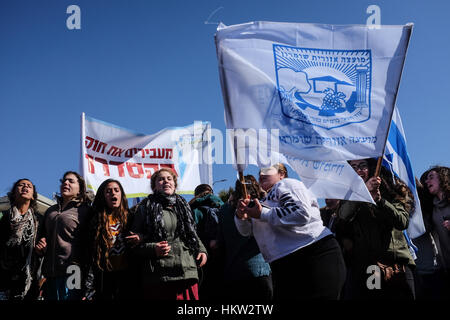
[35,171,92,300]
[0,179,41,300]
[84,179,140,300]
[419,166,450,297]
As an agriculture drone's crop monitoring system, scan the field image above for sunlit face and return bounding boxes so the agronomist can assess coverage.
[259,167,283,192]
[349,160,370,182]
[425,170,441,196]
[104,182,122,210]
[60,173,80,201]
[14,179,34,202]
[154,171,176,195]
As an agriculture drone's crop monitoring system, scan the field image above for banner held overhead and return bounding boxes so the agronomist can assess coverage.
[80,113,212,197]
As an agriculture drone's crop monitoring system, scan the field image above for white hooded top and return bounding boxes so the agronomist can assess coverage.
[234,178,331,263]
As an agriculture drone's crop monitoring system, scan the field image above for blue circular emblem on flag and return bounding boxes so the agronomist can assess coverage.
[274,45,372,130]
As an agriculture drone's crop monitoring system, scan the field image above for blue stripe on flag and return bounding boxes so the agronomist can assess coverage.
[387,120,416,189]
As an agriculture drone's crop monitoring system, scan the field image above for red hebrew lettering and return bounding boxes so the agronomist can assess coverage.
[107,146,116,156]
[85,154,95,174]
[95,142,107,154]
[115,148,124,157]
[156,148,165,159]
[95,157,110,176]
[107,146,124,157]
[143,163,159,179]
[126,162,144,179]
[92,139,99,152]
[110,161,126,177]
[125,149,133,158]
[85,136,95,149]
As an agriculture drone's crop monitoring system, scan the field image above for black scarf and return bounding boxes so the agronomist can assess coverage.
[143,192,200,255]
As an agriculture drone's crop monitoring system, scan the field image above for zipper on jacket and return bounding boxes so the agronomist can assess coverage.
[50,210,61,276]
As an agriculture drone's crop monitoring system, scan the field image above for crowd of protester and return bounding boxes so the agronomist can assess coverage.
[0,162,449,301]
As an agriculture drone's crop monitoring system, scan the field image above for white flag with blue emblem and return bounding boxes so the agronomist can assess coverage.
[216,21,412,161]
[383,107,426,239]
[216,21,412,203]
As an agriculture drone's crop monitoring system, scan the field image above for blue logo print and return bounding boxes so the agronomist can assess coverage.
[174,137,187,179]
[274,45,372,130]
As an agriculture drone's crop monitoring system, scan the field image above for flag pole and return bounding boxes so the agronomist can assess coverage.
[374,156,383,177]
[239,171,248,199]
[374,24,413,178]
[80,112,85,177]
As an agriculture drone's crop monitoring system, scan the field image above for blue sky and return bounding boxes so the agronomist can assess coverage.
[1,0,449,203]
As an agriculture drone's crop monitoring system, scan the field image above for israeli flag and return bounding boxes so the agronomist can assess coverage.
[383,107,426,239]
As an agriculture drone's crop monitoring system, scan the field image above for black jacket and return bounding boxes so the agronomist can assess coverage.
[0,208,42,299]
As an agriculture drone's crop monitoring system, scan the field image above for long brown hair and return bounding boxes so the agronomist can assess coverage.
[230,175,266,209]
[92,179,129,271]
[420,166,450,203]
[419,166,450,228]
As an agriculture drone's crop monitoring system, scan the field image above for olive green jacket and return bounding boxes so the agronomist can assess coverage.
[131,207,206,284]
[336,198,415,268]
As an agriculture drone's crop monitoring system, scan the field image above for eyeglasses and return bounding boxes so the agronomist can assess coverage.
[351,163,369,171]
